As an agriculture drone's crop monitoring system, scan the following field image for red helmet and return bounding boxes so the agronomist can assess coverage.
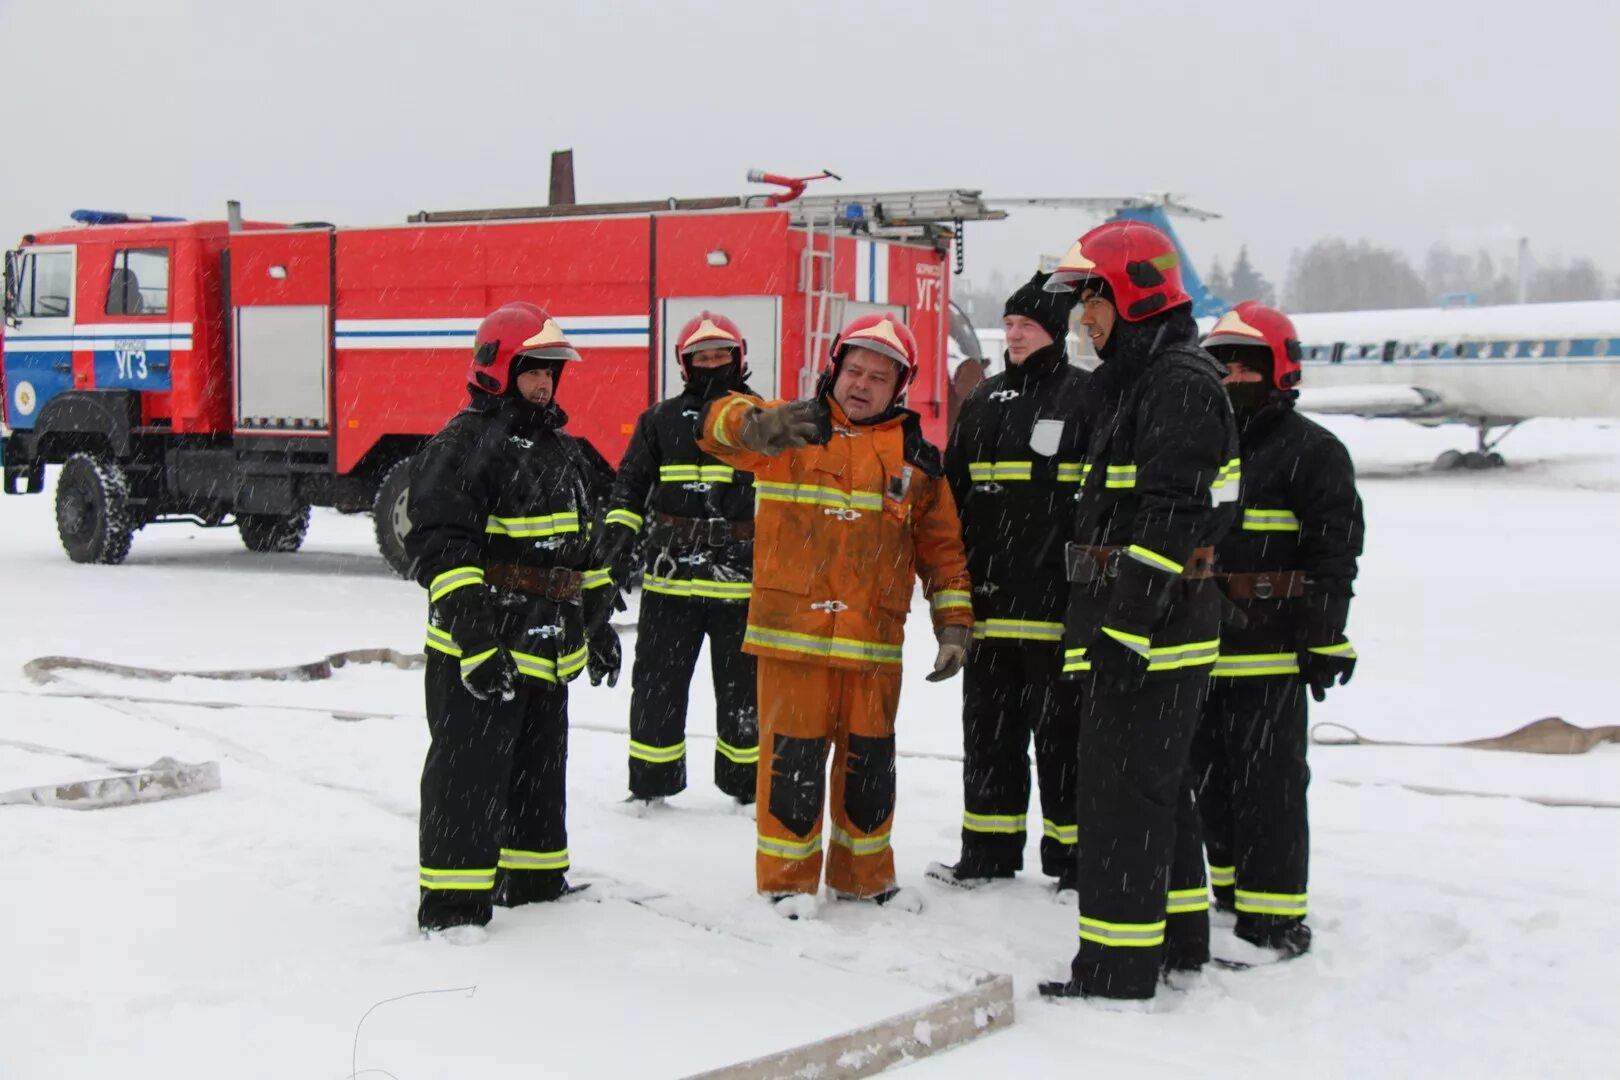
[1043,219,1191,322]
[1202,301,1303,390]
[674,311,749,378]
[830,313,918,388]
[469,302,580,395]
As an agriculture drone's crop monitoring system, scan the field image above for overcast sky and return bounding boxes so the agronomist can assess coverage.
[3,0,1617,299]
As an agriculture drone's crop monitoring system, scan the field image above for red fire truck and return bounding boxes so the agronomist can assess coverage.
[1,176,1000,573]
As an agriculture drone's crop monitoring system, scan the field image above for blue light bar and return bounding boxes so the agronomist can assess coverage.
[71,210,188,225]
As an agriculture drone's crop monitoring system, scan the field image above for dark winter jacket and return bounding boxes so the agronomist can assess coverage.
[945,341,1092,644]
[1060,306,1240,679]
[1212,396,1363,673]
[407,396,616,684]
[598,367,758,601]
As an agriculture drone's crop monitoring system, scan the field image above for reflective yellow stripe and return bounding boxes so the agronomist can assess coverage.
[659,464,736,483]
[1061,646,1091,673]
[1242,508,1300,532]
[1235,889,1308,917]
[425,624,462,658]
[1211,652,1300,677]
[644,575,754,601]
[1078,914,1166,947]
[497,847,569,871]
[1208,864,1236,887]
[1056,462,1085,482]
[968,461,1034,482]
[1101,627,1150,655]
[485,512,581,537]
[1105,464,1137,489]
[963,811,1026,835]
[715,739,759,765]
[459,647,498,675]
[754,481,885,512]
[743,625,903,664]
[429,566,485,602]
[1145,639,1220,672]
[605,508,645,532]
[509,645,588,684]
[1042,818,1078,845]
[1166,887,1210,915]
[830,824,892,857]
[629,739,687,764]
[419,866,496,891]
[974,619,1064,642]
[1308,640,1357,659]
[1126,544,1184,575]
[931,589,973,612]
[583,568,614,590]
[1212,458,1243,505]
[1101,629,1221,671]
[757,833,823,861]
[710,396,753,449]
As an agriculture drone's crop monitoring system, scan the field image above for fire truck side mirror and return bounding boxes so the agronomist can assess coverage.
[3,251,18,326]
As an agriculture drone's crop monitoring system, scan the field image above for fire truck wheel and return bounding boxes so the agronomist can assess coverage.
[238,506,311,554]
[373,458,414,579]
[55,453,136,565]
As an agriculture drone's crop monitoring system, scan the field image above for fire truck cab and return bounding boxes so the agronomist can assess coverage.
[2,187,1000,572]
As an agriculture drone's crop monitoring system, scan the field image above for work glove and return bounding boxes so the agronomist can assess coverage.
[1299,592,1355,702]
[432,582,504,656]
[460,646,518,702]
[737,400,826,456]
[1300,646,1356,703]
[926,624,972,683]
[587,624,622,688]
[1089,627,1149,689]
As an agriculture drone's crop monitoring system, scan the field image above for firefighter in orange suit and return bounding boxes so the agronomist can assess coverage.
[699,313,974,917]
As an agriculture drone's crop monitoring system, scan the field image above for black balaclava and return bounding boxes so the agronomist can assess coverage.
[1003,270,1076,347]
[499,352,569,428]
[1209,343,1276,416]
[683,350,746,399]
[1091,291,1199,393]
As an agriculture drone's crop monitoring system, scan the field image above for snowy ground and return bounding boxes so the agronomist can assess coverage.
[2,417,1617,1079]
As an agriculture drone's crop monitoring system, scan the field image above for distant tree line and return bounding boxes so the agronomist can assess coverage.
[1209,240,1615,313]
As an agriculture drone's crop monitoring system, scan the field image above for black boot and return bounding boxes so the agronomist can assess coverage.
[1235,915,1312,958]
[924,859,1015,890]
[493,870,577,907]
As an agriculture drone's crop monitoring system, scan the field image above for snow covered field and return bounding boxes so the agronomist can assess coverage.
[2,417,1617,1079]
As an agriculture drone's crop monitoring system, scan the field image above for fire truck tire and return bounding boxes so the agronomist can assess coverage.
[55,453,136,565]
[238,507,311,554]
[373,459,414,579]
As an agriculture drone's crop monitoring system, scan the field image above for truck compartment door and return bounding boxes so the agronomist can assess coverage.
[227,231,334,433]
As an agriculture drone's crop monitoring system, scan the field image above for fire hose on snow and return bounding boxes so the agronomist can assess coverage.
[5,649,1618,810]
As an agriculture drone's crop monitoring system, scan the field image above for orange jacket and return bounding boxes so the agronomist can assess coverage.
[699,394,973,671]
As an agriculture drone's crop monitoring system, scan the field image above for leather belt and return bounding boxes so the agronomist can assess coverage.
[1063,544,1216,584]
[1218,570,1307,601]
[651,512,755,546]
[485,562,583,601]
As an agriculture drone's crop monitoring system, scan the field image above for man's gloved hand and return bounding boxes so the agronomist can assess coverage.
[588,624,622,688]
[1089,629,1148,688]
[737,400,825,456]
[434,583,502,644]
[1300,647,1356,703]
[461,646,518,702]
[926,624,972,683]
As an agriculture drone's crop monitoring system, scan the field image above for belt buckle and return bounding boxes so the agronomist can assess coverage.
[1103,548,1124,580]
[1253,574,1274,600]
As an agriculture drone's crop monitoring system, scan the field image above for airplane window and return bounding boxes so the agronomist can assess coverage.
[1529,341,1544,358]
[1597,339,1611,357]
[1556,340,1572,358]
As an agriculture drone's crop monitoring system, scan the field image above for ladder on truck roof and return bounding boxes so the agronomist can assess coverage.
[408,188,1006,237]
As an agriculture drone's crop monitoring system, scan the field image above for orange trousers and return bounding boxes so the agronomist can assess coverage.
[754,656,902,897]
